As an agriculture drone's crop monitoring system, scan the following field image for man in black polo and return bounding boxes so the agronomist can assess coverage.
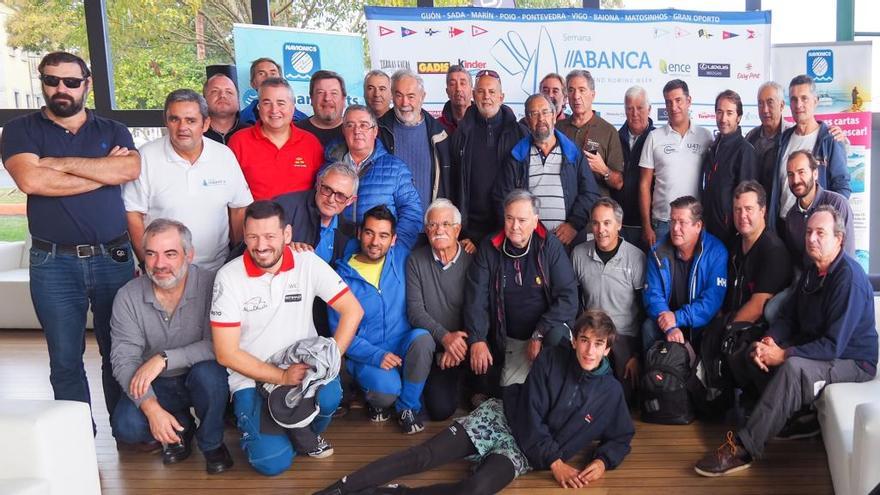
[0,52,140,430]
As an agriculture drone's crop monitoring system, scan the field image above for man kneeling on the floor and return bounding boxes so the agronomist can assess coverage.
[330,204,436,434]
[695,205,878,477]
[211,201,364,476]
[314,309,634,494]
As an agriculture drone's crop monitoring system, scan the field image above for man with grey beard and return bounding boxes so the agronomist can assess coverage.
[110,218,233,474]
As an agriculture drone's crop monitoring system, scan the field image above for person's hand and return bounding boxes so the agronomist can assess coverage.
[759,338,786,368]
[657,311,677,332]
[107,145,131,157]
[289,242,314,253]
[460,239,477,254]
[441,331,469,362]
[665,328,685,344]
[751,342,770,372]
[142,399,184,445]
[585,150,609,176]
[623,357,639,388]
[380,352,402,370]
[554,222,578,245]
[129,354,166,400]
[642,225,656,248]
[550,459,585,488]
[578,458,606,483]
[470,342,493,375]
[828,125,847,143]
[439,351,461,370]
[527,338,542,362]
[281,363,311,385]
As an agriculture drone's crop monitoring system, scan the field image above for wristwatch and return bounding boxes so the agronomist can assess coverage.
[603,171,610,182]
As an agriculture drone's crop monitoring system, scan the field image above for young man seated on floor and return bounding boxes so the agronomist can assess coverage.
[314,309,635,494]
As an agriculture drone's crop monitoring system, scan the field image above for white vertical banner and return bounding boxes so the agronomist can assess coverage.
[365,7,771,128]
[772,41,872,270]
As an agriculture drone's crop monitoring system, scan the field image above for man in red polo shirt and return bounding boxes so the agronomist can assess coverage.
[229,78,324,200]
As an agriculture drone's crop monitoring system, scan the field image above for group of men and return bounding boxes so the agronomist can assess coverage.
[0,49,875,490]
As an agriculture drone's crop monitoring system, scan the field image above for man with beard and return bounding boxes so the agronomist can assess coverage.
[202,73,250,145]
[211,201,364,475]
[331,205,435,434]
[125,89,253,273]
[240,57,308,125]
[438,65,473,134]
[378,70,451,211]
[700,90,758,245]
[541,73,568,122]
[495,94,600,248]
[295,70,346,147]
[783,150,854,266]
[364,70,392,118]
[0,51,140,431]
[110,219,233,474]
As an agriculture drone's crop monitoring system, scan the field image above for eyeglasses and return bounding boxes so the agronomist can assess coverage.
[343,122,376,132]
[425,221,459,231]
[40,74,87,89]
[318,184,352,203]
[475,69,501,80]
[526,109,554,119]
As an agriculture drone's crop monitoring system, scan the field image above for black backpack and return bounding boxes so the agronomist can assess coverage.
[640,341,695,425]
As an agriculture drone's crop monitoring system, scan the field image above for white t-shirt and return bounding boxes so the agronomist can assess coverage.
[210,247,350,393]
[778,129,819,219]
[125,136,253,271]
[638,123,713,222]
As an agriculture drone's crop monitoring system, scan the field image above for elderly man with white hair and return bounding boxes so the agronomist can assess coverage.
[406,198,475,421]
[613,85,655,249]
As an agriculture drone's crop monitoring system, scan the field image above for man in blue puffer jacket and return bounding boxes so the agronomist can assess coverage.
[642,196,728,352]
[328,205,434,435]
[325,105,423,250]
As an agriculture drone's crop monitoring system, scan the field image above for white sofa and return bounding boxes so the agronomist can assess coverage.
[817,293,880,495]
[0,399,101,494]
[0,237,40,329]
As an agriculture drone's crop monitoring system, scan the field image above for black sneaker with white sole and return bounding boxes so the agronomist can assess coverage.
[398,409,424,435]
[369,406,391,423]
[307,435,335,458]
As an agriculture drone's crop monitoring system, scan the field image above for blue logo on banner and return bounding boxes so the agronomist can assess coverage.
[806,49,833,83]
[283,43,320,81]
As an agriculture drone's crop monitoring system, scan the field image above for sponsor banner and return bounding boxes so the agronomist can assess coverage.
[232,24,365,115]
[773,42,873,270]
[365,7,771,127]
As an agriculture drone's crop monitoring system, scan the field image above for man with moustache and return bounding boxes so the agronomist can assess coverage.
[614,85,655,248]
[783,150,854,266]
[378,69,451,211]
[229,78,324,201]
[0,51,140,430]
[639,79,714,248]
[541,73,568,122]
[125,89,253,273]
[557,70,624,197]
[295,70,346,147]
[438,65,473,134]
[110,219,233,473]
[363,70,392,118]
[211,201,363,475]
[450,70,527,251]
[202,73,250,145]
[406,199,474,421]
[240,57,308,125]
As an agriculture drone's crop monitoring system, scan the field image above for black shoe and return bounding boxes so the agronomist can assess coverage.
[162,439,192,465]
[313,479,345,495]
[203,443,234,474]
[775,412,821,440]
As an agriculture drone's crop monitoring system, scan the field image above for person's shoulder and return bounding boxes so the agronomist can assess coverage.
[137,135,166,156]
[115,274,148,303]
[293,125,322,147]
[592,113,617,133]
[215,255,245,283]
[620,239,646,261]
[3,110,42,131]
[820,189,851,210]
[571,239,594,260]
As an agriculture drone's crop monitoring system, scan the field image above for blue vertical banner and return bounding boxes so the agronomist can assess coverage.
[232,24,365,115]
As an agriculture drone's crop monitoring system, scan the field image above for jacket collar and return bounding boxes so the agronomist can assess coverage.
[511,129,580,164]
[490,222,548,250]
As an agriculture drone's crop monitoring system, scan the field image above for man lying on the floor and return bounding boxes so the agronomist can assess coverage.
[314,309,635,494]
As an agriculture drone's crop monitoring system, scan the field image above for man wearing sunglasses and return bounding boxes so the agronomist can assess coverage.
[696,205,877,477]
[0,51,141,433]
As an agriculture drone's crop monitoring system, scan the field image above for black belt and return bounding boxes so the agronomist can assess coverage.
[32,232,130,258]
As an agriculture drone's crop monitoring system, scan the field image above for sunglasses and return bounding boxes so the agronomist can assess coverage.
[475,69,501,81]
[40,74,88,89]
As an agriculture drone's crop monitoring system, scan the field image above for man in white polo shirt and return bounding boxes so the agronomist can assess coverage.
[210,201,363,476]
[638,79,713,248]
[125,89,253,272]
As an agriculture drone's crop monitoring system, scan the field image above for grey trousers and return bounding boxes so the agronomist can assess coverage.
[738,356,873,458]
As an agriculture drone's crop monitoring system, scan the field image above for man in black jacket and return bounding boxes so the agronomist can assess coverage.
[450,70,528,251]
[701,89,758,245]
[314,310,634,494]
[614,85,655,250]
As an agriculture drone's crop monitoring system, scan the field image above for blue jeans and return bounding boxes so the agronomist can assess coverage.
[232,376,341,476]
[111,360,229,452]
[29,241,134,424]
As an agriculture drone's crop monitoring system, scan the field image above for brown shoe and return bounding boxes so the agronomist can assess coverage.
[694,431,753,477]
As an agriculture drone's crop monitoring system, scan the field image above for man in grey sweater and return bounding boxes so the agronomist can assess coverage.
[110,218,232,474]
[406,198,474,421]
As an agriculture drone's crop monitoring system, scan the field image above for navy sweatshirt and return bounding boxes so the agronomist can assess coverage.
[768,251,878,371]
[504,345,634,470]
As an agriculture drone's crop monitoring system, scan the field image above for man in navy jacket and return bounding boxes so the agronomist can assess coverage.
[696,205,877,477]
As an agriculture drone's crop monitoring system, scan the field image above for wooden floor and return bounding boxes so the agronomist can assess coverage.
[0,330,833,494]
